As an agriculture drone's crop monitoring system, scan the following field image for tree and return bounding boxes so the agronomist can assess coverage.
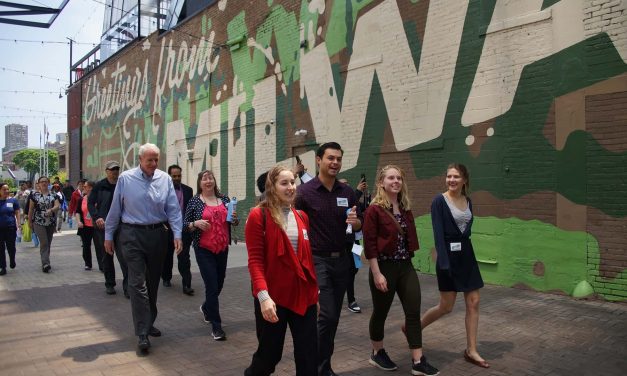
[13,149,59,182]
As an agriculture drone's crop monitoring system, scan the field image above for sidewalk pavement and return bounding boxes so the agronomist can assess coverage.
[1,222,626,376]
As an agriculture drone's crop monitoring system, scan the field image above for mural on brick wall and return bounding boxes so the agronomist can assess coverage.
[78,0,627,301]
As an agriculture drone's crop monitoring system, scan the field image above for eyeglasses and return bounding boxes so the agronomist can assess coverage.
[107,167,120,171]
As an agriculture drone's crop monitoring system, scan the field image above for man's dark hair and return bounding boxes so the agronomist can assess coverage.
[168,164,182,175]
[256,172,268,194]
[316,142,343,159]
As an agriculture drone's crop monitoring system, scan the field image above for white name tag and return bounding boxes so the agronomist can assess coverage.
[302,229,309,240]
[450,242,462,252]
[6,203,13,208]
[351,243,363,256]
[336,197,348,207]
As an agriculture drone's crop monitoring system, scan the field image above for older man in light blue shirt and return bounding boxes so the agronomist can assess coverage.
[105,143,182,354]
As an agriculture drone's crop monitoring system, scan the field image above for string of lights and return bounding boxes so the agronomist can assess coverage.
[0,105,66,116]
[0,115,67,119]
[0,38,99,46]
[0,66,68,83]
[0,90,63,94]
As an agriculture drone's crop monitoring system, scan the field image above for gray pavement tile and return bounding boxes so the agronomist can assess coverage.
[0,221,626,375]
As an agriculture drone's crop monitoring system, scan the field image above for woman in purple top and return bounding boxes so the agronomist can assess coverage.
[0,183,20,275]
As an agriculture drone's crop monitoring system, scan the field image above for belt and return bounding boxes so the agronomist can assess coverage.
[122,222,167,230]
[314,251,344,258]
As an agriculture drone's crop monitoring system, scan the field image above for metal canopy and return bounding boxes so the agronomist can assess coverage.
[0,0,69,28]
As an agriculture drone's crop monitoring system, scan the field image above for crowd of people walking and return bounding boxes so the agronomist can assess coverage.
[1,141,489,375]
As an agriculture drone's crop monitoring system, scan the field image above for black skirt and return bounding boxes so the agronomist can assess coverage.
[436,240,484,292]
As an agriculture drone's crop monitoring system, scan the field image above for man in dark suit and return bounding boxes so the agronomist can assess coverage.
[161,164,194,295]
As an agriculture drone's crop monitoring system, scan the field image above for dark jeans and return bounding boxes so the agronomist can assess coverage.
[162,229,192,287]
[79,226,101,269]
[245,300,318,376]
[195,246,228,328]
[369,259,423,348]
[314,253,350,375]
[94,228,127,290]
[0,227,17,269]
[119,223,168,336]
[345,242,359,304]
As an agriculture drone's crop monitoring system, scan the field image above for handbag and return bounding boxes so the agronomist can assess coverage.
[22,221,32,242]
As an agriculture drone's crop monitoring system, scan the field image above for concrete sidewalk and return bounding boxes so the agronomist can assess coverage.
[1,223,626,375]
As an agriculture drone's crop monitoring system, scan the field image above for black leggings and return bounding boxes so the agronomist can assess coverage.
[369,259,423,348]
[0,227,17,269]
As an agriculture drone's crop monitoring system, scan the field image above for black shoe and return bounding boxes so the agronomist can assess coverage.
[211,326,226,341]
[124,290,130,299]
[199,305,210,323]
[0,268,6,276]
[42,264,51,273]
[347,301,361,313]
[137,335,151,351]
[411,356,439,376]
[106,286,116,295]
[163,280,171,287]
[148,326,161,337]
[84,266,92,270]
[183,286,195,296]
[369,348,398,371]
[9,259,15,269]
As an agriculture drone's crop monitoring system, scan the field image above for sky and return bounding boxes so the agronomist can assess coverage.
[0,0,105,149]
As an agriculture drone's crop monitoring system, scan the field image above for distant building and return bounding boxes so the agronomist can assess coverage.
[3,123,28,153]
[47,136,67,172]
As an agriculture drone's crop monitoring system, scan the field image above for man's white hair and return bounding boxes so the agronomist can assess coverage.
[138,143,160,157]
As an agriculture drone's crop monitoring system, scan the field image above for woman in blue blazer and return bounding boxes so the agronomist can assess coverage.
[421,164,489,369]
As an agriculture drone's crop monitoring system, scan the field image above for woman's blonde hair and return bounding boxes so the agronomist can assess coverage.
[257,165,296,227]
[370,164,411,211]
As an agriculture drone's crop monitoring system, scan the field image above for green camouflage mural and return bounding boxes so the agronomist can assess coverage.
[77,0,627,300]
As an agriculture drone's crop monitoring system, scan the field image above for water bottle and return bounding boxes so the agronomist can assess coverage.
[345,208,353,234]
[68,217,73,229]
[226,197,237,222]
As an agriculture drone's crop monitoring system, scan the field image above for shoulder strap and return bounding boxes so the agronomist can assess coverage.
[381,207,405,236]
[261,207,266,233]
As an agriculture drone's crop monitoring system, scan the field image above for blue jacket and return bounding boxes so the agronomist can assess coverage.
[430,194,474,271]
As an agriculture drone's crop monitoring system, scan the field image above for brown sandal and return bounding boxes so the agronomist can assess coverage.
[464,349,490,368]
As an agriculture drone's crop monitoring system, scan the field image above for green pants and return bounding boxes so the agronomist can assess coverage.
[369,259,423,349]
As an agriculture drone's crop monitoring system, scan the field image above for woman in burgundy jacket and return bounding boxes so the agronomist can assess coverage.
[245,165,318,376]
[363,165,439,376]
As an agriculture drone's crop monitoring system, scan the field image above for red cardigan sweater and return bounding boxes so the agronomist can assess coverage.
[245,207,318,316]
[363,204,419,260]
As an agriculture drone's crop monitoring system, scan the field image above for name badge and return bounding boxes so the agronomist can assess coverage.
[302,229,309,240]
[6,202,13,208]
[450,242,462,252]
[336,197,348,207]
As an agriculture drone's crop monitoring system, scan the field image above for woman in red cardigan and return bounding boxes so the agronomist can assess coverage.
[363,165,439,376]
[245,165,318,376]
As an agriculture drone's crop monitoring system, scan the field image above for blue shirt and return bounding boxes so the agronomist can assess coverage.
[0,198,19,228]
[105,166,182,240]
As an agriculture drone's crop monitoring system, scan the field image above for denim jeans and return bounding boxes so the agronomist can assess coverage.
[195,246,228,328]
